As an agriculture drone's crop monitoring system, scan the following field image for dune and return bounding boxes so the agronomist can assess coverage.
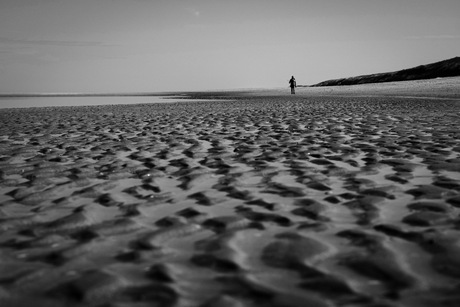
[309,56,460,87]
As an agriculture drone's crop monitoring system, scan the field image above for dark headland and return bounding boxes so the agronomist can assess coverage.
[309,56,460,87]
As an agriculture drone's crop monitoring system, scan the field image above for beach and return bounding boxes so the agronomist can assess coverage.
[1,78,460,307]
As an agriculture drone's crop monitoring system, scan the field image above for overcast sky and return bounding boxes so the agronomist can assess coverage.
[0,0,459,93]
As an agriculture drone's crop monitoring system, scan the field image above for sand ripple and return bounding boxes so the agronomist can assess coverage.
[0,96,459,306]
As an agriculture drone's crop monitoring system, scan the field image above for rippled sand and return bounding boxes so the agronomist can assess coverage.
[1,85,460,306]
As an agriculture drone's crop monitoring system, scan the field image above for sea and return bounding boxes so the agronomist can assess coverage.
[0,95,197,109]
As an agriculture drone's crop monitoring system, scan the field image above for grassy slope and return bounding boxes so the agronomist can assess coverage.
[310,56,460,87]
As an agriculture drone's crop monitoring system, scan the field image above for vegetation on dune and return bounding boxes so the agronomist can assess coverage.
[310,56,460,87]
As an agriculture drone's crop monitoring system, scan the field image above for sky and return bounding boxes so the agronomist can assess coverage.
[0,0,459,93]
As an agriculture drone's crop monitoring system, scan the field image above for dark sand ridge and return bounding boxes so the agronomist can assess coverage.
[0,79,459,306]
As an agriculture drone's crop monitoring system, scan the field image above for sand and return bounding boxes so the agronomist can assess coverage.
[0,79,460,307]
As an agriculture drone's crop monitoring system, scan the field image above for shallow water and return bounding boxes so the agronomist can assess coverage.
[0,95,196,109]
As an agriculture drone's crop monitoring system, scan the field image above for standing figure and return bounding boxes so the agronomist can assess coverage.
[289,76,296,94]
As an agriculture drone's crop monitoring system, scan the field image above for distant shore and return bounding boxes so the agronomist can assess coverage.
[183,76,460,100]
[2,76,459,102]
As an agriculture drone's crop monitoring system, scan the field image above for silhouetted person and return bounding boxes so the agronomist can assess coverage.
[289,76,296,94]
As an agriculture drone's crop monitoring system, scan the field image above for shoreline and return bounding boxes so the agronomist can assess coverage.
[1,75,459,101]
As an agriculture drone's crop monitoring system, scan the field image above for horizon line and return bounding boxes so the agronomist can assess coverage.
[0,92,179,98]
[0,87,278,98]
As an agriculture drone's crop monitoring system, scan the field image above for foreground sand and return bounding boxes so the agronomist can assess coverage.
[0,84,460,306]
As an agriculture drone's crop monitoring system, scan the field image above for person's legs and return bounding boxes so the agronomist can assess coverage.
[291,87,295,94]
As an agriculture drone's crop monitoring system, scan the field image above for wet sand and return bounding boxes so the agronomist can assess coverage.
[0,79,460,306]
